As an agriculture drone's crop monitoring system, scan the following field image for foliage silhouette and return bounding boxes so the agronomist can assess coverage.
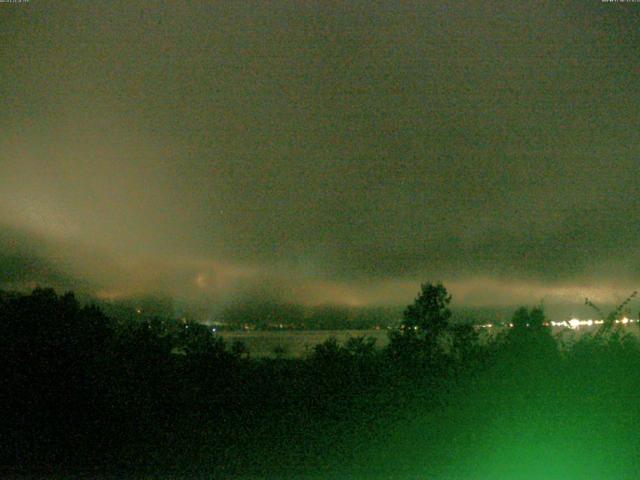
[500,305,557,364]
[387,282,457,373]
[586,290,638,334]
[401,282,452,337]
[2,284,640,478]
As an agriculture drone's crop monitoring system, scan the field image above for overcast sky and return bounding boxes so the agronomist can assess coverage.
[1,1,639,315]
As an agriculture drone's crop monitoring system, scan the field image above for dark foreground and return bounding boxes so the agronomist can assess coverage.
[2,288,640,479]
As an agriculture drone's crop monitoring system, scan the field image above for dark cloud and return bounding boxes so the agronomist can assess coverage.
[1,1,639,315]
[0,224,88,291]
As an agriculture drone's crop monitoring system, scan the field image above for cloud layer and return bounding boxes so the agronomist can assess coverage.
[1,1,639,315]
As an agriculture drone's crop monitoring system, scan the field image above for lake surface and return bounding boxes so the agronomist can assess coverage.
[218,329,390,357]
[218,324,640,358]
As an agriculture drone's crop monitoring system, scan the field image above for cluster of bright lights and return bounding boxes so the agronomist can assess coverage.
[476,317,637,330]
[552,319,601,329]
[551,317,636,329]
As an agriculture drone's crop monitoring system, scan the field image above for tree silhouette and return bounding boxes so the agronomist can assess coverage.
[511,306,530,329]
[449,323,480,363]
[528,306,545,330]
[503,305,556,363]
[387,282,453,370]
[401,282,452,341]
[179,321,227,358]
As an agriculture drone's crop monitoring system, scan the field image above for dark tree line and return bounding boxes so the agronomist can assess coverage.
[2,284,640,478]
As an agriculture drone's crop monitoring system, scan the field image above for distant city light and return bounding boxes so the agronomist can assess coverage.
[475,318,638,330]
[548,318,637,329]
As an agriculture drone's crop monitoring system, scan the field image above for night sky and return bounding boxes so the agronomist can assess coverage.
[1,1,639,317]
